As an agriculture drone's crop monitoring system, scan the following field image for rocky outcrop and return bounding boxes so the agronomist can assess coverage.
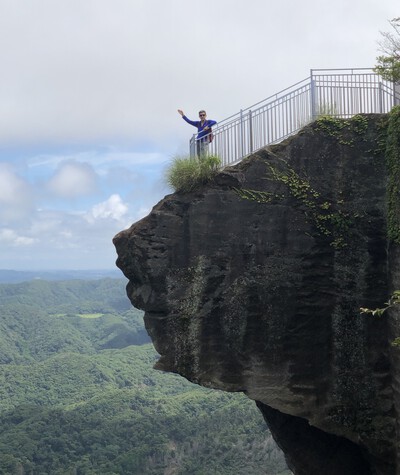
[113,115,399,475]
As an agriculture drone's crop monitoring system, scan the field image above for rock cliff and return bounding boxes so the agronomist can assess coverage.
[113,114,400,475]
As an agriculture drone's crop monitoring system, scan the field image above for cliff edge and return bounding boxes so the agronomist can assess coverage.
[114,114,400,475]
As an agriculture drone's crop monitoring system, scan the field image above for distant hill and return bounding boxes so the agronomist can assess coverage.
[0,269,122,283]
[0,278,150,363]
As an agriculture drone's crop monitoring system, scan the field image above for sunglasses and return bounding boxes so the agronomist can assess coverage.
[199,114,206,117]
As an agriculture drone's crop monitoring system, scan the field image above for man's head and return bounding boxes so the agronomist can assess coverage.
[199,110,207,119]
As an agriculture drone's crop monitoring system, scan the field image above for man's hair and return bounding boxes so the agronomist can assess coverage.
[199,110,206,115]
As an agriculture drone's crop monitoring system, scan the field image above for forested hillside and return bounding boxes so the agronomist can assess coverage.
[0,277,290,475]
[0,278,149,364]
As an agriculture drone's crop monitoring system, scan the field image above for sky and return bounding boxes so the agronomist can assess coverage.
[0,0,397,270]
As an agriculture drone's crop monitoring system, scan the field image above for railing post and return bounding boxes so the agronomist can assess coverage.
[378,82,383,113]
[310,69,317,121]
[190,134,196,158]
[239,109,244,160]
[249,109,253,153]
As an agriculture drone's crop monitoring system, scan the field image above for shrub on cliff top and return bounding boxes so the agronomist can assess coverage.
[165,155,221,192]
[374,17,400,82]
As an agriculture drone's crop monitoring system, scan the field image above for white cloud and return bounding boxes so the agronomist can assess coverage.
[28,151,98,170]
[0,164,35,222]
[0,0,397,270]
[96,151,168,167]
[29,150,167,169]
[87,194,129,222]
[0,0,396,149]
[47,161,98,198]
[0,229,36,246]
[0,204,131,269]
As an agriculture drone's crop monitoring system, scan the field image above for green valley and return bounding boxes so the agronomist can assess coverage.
[0,277,289,475]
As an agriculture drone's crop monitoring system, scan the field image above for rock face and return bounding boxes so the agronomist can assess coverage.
[113,115,399,475]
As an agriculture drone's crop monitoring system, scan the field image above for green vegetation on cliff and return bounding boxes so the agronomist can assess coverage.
[165,155,221,192]
[386,105,400,243]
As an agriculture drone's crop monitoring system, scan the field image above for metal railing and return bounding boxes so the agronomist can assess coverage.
[190,68,400,166]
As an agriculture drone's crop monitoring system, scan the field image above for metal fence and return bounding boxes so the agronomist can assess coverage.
[190,68,400,166]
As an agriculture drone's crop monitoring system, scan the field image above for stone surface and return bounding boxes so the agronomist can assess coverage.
[114,116,399,475]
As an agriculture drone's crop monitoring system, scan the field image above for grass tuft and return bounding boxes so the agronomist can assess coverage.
[165,155,221,192]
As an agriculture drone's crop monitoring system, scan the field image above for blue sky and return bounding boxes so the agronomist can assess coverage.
[0,0,397,270]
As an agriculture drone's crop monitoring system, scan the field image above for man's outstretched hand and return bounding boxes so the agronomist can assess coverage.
[177,109,184,116]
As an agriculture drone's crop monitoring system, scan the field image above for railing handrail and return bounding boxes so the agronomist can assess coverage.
[311,67,375,73]
[190,68,398,166]
[216,77,311,127]
[214,68,377,129]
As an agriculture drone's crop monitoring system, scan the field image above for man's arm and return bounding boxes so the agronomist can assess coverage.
[202,120,217,132]
[182,116,199,127]
[177,110,199,128]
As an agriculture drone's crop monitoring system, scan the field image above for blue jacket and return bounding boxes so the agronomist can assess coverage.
[182,115,217,141]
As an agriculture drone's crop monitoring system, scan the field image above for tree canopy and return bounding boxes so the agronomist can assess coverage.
[374,17,400,82]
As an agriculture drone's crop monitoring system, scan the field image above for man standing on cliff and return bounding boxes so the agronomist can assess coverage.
[177,109,217,157]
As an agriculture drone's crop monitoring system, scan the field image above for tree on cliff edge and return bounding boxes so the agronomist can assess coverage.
[374,17,400,82]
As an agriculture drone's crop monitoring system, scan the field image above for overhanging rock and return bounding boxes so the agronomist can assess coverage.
[114,115,399,475]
